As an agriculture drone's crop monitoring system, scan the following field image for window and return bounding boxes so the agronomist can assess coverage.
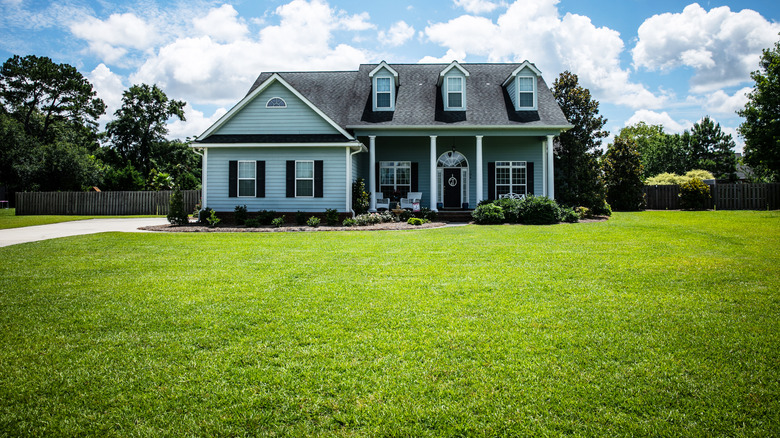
[379,161,411,197]
[517,77,535,109]
[447,76,464,109]
[295,161,314,197]
[238,161,256,197]
[495,161,527,196]
[266,97,287,108]
[375,77,392,109]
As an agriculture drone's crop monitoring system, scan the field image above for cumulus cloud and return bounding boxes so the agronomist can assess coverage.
[632,3,780,92]
[70,12,155,63]
[424,0,665,109]
[87,63,125,127]
[692,87,751,115]
[378,21,415,47]
[192,4,248,43]
[453,0,501,14]
[625,110,691,133]
[168,106,228,140]
[419,49,467,63]
[339,11,375,31]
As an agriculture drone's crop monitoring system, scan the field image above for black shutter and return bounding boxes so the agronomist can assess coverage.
[411,162,419,192]
[256,161,265,198]
[286,160,295,197]
[526,162,534,195]
[314,160,324,198]
[487,162,495,200]
[375,162,380,190]
[228,160,237,198]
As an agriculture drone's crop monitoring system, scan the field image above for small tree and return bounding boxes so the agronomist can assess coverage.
[603,137,645,211]
[678,178,711,210]
[352,177,369,214]
[167,186,189,225]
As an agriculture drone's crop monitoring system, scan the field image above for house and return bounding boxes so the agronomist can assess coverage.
[191,61,571,214]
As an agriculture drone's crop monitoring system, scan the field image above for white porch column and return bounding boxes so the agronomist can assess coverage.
[368,135,376,211]
[542,139,547,197]
[475,135,484,204]
[430,136,438,211]
[547,135,555,200]
[202,148,208,207]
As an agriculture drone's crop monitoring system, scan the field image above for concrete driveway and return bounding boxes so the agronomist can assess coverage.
[0,218,170,247]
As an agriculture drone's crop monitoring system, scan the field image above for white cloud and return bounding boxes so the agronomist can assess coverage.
[418,49,466,63]
[632,3,780,92]
[378,21,415,47]
[625,110,690,133]
[192,4,248,43]
[87,63,125,127]
[424,0,665,109]
[453,0,501,14]
[167,106,228,140]
[70,12,155,63]
[698,87,751,115]
[339,11,375,31]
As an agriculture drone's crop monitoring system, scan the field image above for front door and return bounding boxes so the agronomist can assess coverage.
[443,168,461,209]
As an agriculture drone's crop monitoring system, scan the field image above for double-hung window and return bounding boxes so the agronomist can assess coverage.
[295,160,314,197]
[447,76,464,109]
[517,76,535,109]
[375,77,392,109]
[379,161,411,197]
[238,161,256,197]
[495,161,527,196]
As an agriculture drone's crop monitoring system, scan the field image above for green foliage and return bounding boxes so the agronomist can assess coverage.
[206,209,220,227]
[407,217,428,226]
[678,177,711,210]
[560,207,580,223]
[575,206,591,218]
[646,169,715,186]
[342,218,357,227]
[552,71,609,211]
[516,195,562,225]
[398,210,413,222]
[233,205,248,225]
[257,210,276,225]
[689,116,737,180]
[420,207,437,221]
[603,137,646,211]
[591,200,612,217]
[271,217,285,228]
[166,187,189,225]
[197,207,213,225]
[352,178,370,215]
[685,169,716,180]
[472,203,505,224]
[616,122,691,178]
[307,216,321,228]
[738,38,780,181]
[354,212,396,226]
[147,168,173,191]
[244,219,260,228]
[324,208,340,226]
[101,161,145,191]
[295,211,307,226]
[492,197,522,223]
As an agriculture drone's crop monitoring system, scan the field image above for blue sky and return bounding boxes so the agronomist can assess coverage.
[2,0,778,150]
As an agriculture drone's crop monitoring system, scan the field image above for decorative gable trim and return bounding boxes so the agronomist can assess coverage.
[501,60,542,87]
[368,61,399,86]
[198,73,354,141]
[437,60,470,86]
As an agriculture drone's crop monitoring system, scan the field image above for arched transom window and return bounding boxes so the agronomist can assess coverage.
[266,97,287,108]
[437,151,468,168]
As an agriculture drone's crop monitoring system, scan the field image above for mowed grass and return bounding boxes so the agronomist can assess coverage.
[0,208,163,229]
[0,211,778,436]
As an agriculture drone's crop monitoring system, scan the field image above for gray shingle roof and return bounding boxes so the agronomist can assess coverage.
[247,63,570,130]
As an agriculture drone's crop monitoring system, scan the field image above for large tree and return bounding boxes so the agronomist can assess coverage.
[689,116,737,180]
[603,137,645,211]
[105,84,186,176]
[552,71,609,213]
[738,38,780,181]
[616,122,691,178]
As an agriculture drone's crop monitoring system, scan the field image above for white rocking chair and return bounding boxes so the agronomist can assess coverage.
[374,192,390,210]
[499,192,525,200]
[400,192,423,210]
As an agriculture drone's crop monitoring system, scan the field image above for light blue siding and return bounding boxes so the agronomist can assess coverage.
[506,78,517,110]
[205,147,348,212]
[214,82,340,135]
[483,137,544,197]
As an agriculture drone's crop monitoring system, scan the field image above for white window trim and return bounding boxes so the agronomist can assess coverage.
[237,160,256,198]
[379,161,411,193]
[373,76,394,111]
[495,161,527,196]
[445,76,465,110]
[295,160,315,198]
[516,76,537,111]
[266,97,287,108]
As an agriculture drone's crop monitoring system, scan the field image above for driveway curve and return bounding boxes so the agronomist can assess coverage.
[0,218,169,247]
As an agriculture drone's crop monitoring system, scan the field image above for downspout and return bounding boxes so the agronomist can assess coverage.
[349,147,362,218]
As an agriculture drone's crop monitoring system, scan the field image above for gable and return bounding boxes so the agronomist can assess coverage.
[211,82,341,136]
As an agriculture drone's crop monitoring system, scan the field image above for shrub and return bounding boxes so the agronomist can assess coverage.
[679,177,711,210]
[271,217,285,228]
[516,195,561,225]
[492,197,522,223]
[603,137,645,211]
[420,207,437,221]
[575,206,591,218]
[325,208,340,226]
[257,210,276,225]
[472,203,505,224]
[166,187,189,225]
[295,211,308,225]
[244,218,260,228]
[352,178,370,215]
[307,216,321,228]
[198,207,213,225]
[192,200,202,218]
[342,218,357,227]
[685,169,715,181]
[355,213,382,226]
[591,200,613,217]
[407,217,428,226]
[234,205,248,225]
[398,210,413,222]
[646,169,716,186]
[560,207,580,223]
[207,209,221,227]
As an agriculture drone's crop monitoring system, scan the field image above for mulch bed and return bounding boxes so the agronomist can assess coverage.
[140,221,453,233]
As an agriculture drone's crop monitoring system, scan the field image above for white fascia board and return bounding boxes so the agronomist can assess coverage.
[197,73,354,141]
[368,61,399,86]
[437,61,470,86]
[348,124,574,131]
[196,142,366,151]
[501,61,543,87]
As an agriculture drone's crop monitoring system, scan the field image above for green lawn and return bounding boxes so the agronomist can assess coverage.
[0,208,163,229]
[1,211,778,436]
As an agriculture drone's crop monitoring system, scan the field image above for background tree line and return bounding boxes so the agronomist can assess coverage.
[0,55,201,197]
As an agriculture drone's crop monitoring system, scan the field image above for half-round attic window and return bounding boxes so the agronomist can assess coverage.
[266,97,287,108]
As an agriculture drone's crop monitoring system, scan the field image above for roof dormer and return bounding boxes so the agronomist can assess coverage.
[369,61,399,112]
[438,61,469,111]
[502,61,542,111]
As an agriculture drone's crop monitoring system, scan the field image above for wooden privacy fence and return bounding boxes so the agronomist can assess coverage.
[644,183,780,210]
[15,190,201,216]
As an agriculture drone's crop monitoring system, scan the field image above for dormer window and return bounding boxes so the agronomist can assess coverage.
[375,77,392,109]
[517,77,535,109]
[502,61,541,111]
[447,77,464,109]
[369,61,399,112]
